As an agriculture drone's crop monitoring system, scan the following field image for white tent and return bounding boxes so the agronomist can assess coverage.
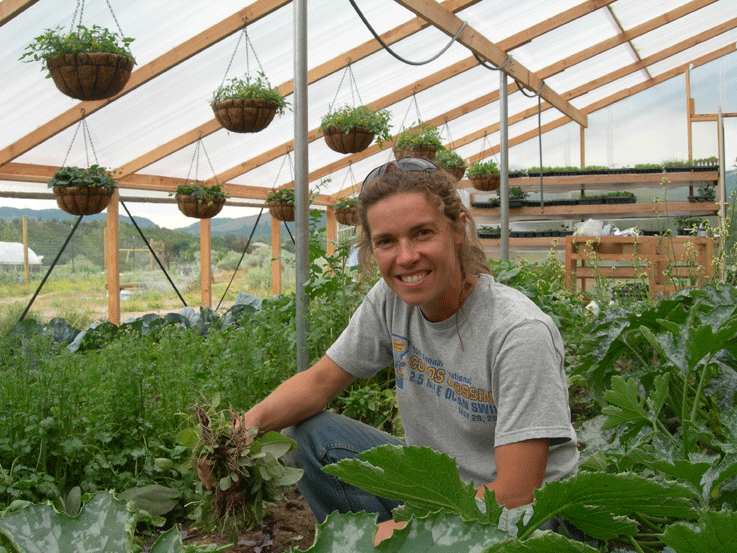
[0,241,43,266]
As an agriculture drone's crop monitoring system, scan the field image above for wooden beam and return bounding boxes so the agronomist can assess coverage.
[214,0,611,186]
[393,0,587,126]
[106,190,120,324]
[0,0,291,168]
[0,0,39,25]
[271,218,281,295]
[200,219,212,308]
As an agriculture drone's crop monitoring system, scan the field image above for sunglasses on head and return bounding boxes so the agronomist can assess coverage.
[361,157,440,189]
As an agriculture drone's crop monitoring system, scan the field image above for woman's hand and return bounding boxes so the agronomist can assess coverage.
[196,457,216,490]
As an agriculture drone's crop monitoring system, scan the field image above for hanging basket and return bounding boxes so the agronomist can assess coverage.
[268,201,295,222]
[323,126,375,154]
[392,144,438,161]
[443,165,467,182]
[52,186,115,216]
[470,174,501,192]
[176,195,226,219]
[46,52,134,101]
[211,99,279,133]
[335,206,359,226]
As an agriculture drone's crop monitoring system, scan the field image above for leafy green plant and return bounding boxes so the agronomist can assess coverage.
[211,72,288,115]
[181,397,303,540]
[306,443,728,552]
[605,190,635,198]
[434,148,465,168]
[394,122,443,148]
[319,105,392,147]
[508,186,528,200]
[172,181,229,205]
[635,162,663,170]
[333,196,358,210]
[266,187,295,204]
[0,490,224,553]
[19,25,136,70]
[47,165,118,190]
[698,183,716,199]
[466,159,499,176]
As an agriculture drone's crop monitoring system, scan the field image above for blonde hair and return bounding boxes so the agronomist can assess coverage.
[356,168,489,287]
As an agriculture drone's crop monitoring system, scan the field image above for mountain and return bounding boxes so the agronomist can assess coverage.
[0,207,157,227]
[179,211,327,241]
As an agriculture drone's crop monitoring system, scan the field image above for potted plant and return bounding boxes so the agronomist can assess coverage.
[319,105,391,154]
[392,122,443,160]
[693,156,719,171]
[604,190,636,204]
[20,25,136,101]
[688,183,716,202]
[266,187,296,222]
[467,159,500,191]
[434,148,467,182]
[477,225,501,239]
[333,196,359,226]
[663,159,692,173]
[47,165,117,216]
[173,181,228,219]
[508,186,529,208]
[211,72,288,133]
[633,163,663,174]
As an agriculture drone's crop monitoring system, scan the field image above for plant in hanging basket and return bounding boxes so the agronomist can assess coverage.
[392,122,443,160]
[434,148,466,182]
[467,159,500,191]
[266,187,296,222]
[21,25,136,101]
[211,72,288,133]
[47,165,117,216]
[333,196,359,226]
[172,181,228,219]
[319,105,392,154]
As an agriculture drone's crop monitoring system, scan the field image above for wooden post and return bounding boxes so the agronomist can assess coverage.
[22,214,29,284]
[685,66,693,163]
[326,207,336,257]
[106,189,120,324]
[579,125,586,198]
[271,216,281,295]
[200,219,212,308]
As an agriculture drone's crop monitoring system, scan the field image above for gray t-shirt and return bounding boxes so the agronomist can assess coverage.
[327,274,579,487]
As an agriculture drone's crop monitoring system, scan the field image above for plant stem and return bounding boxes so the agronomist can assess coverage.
[690,356,713,424]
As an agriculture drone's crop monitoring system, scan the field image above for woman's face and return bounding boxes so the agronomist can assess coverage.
[367,191,465,322]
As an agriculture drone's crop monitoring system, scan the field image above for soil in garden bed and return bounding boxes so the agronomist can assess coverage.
[178,487,317,552]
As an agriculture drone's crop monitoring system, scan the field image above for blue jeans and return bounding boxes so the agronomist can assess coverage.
[282,411,404,523]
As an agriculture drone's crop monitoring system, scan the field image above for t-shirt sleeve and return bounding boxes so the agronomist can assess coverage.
[492,319,575,448]
[326,281,395,379]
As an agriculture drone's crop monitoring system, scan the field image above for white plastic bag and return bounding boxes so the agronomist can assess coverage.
[574,218,606,236]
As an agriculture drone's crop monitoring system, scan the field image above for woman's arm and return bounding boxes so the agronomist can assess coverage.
[241,354,357,433]
[475,438,549,508]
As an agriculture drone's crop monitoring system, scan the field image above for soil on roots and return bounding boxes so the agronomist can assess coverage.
[181,487,317,552]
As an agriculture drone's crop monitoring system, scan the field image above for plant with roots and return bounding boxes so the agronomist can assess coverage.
[180,395,303,542]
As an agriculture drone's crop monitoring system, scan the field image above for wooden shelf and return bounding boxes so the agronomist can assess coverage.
[459,171,718,194]
[470,201,718,221]
[479,237,567,249]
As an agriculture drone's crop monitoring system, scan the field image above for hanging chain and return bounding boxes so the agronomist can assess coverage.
[443,118,455,150]
[68,0,126,37]
[183,135,219,185]
[338,162,357,193]
[61,110,100,168]
[398,91,424,131]
[328,63,365,112]
[219,23,268,90]
[272,149,294,189]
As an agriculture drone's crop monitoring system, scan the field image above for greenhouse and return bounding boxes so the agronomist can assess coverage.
[1,1,737,551]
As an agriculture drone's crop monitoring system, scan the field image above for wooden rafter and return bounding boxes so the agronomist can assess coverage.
[456,15,737,164]
[458,42,737,171]
[606,4,652,80]
[393,0,587,126]
[212,0,614,188]
[0,0,292,168]
[115,0,484,180]
[0,0,39,25]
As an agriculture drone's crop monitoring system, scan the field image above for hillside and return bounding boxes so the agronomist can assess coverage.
[0,207,157,228]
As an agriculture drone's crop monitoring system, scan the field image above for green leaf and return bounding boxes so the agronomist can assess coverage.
[485,531,599,552]
[0,492,133,553]
[302,511,510,553]
[149,527,184,553]
[661,509,737,552]
[601,376,648,430]
[118,484,181,517]
[559,506,637,541]
[323,445,483,522]
[519,471,699,538]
